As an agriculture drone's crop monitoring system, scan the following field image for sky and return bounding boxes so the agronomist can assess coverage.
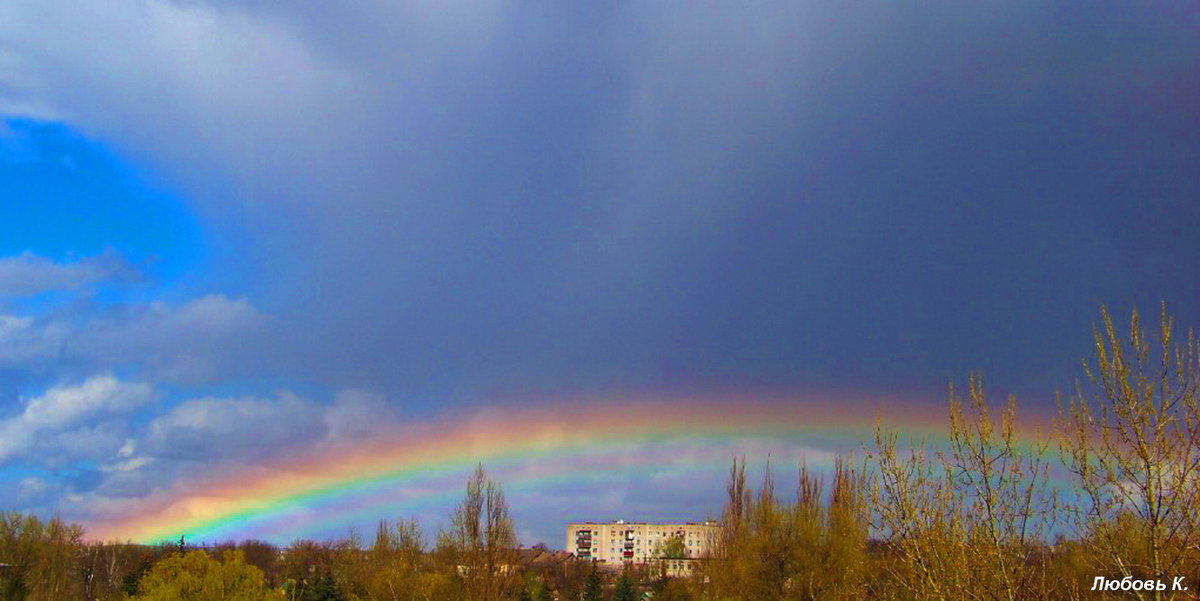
[0,1,1197,546]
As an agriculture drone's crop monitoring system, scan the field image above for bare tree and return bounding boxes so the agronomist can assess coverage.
[447,464,518,601]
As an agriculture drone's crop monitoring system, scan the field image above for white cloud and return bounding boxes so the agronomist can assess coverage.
[0,375,155,463]
[0,250,134,297]
[101,455,155,474]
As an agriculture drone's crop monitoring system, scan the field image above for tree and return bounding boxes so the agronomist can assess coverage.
[330,530,369,600]
[122,551,162,599]
[0,512,85,601]
[655,534,688,560]
[238,540,281,588]
[581,567,603,601]
[818,456,868,600]
[1059,305,1200,600]
[612,571,637,601]
[302,574,346,601]
[77,539,168,601]
[705,455,869,601]
[366,519,425,601]
[706,456,749,600]
[867,379,1056,601]
[530,579,553,601]
[132,549,282,601]
[446,464,518,601]
[945,375,1055,601]
[280,539,333,601]
[652,578,694,601]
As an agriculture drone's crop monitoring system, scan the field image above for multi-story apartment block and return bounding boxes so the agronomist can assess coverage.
[565,520,720,565]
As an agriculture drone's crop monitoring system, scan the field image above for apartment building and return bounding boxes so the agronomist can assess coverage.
[565,520,720,565]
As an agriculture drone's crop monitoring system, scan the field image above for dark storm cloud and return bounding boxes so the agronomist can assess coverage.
[2,1,1197,406]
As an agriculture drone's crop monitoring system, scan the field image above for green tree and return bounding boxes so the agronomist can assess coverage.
[653,578,694,601]
[133,549,282,601]
[581,567,603,601]
[122,553,158,598]
[302,574,346,601]
[612,571,637,601]
[530,580,553,601]
[280,539,332,601]
[655,534,688,560]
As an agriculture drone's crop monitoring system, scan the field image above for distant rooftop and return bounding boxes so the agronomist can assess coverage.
[569,519,720,526]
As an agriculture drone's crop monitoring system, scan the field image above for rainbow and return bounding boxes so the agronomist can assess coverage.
[86,393,1054,545]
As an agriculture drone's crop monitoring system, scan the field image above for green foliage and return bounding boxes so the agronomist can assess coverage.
[655,534,688,560]
[581,568,603,601]
[612,571,637,601]
[652,578,693,601]
[531,580,553,601]
[302,574,346,601]
[132,549,282,601]
[121,552,161,598]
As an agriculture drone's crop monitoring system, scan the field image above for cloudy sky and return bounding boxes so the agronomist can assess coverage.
[0,1,1197,544]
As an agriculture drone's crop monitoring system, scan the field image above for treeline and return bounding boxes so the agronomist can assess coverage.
[701,306,1200,601]
[1,463,612,601]
[2,305,1199,600]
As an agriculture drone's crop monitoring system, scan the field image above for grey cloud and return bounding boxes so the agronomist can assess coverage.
[2,1,1197,404]
[323,388,404,442]
[141,386,406,463]
[67,295,263,381]
[0,293,262,382]
[0,1,375,197]
[0,250,135,298]
[145,391,327,461]
[16,476,59,502]
[0,314,67,365]
[30,420,134,467]
[90,469,158,500]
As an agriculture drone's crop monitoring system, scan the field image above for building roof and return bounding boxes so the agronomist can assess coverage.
[516,548,575,569]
